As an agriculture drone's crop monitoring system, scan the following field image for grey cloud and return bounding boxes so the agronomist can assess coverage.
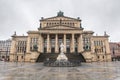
[0,0,120,42]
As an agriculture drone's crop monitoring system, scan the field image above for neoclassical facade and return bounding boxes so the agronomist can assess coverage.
[10,11,111,62]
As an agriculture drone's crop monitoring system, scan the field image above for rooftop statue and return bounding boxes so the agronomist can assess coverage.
[57,11,64,17]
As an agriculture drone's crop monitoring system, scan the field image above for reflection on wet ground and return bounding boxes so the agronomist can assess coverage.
[0,61,120,80]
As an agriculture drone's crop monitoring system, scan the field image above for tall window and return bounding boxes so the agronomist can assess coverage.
[94,40,104,53]
[51,39,55,48]
[66,39,70,48]
[30,37,38,51]
[83,37,91,51]
[58,39,63,46]
[51,38,55,53]
[66,38,70,53]
[17,41,26,53]
[43,38,47,53]
[75,38,77,53]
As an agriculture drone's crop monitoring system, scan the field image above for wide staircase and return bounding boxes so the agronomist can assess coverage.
[36,53,86,62]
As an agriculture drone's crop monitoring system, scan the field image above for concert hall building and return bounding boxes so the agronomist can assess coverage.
[10,11,111,62]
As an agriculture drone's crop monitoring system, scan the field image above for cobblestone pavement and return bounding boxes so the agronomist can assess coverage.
[0,61,120,80]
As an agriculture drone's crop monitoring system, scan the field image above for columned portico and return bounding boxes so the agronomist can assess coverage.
[42,33,83,53]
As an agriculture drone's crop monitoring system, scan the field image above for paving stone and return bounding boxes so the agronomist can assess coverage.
[0,61,120,80]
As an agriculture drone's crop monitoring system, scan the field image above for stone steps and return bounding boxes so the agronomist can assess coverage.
[36,53,86,62]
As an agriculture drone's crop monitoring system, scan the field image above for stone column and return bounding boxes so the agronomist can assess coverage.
[41,35,44,53]
[47,34,50,53]
[49,37,51,53]
[78,34,83,53]
[70,34,75,53]
[55,34,59,53]
[78,35,80,53]
[79,34,83,52]
[26,36,31,53]
[63,34,66,53]
[38,34,43,53]
[38,35,41,52]
[91,40,94,53]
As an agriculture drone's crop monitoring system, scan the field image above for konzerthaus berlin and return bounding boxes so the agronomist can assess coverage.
[10,11,111,62]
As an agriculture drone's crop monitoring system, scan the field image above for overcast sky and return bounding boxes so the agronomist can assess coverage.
[0,0,120,42]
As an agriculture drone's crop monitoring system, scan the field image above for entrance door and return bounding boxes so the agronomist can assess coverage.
[44,48,47,53]
[67,47,70,53]
[51,48,55,53]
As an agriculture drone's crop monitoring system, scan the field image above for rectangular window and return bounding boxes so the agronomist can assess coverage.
[83,37,91,50]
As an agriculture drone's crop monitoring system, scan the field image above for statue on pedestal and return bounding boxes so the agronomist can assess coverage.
[57,43,68,61]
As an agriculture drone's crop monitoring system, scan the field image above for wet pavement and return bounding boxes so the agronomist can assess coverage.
[0,61,120,80]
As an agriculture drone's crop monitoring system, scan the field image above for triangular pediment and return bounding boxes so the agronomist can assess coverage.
[41,16,80,21]
[42,25,80,30]
[40,11,80,21]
